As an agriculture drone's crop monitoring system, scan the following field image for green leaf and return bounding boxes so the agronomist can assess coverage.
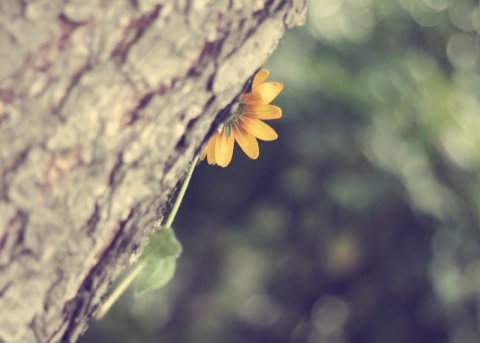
[135,257,177,295]
[134,228,183,295]
[142,227,182,261]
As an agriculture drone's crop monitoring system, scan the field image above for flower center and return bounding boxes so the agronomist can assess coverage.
[224,103,247,138]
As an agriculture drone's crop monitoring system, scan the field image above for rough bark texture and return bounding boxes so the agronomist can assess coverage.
[0,0,306,342]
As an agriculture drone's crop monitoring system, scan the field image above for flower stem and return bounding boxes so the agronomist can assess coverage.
[95,260,145,319]
[163,155,199,228]
[96,155,199,319]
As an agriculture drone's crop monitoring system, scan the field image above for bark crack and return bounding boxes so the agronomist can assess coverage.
[111,5,162,64]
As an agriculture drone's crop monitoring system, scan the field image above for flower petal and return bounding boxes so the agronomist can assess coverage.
[215,131,234,167]
[254,82,283,104]
[200,134,215,164]
[241,92,261,105]
[240,116,278,141]
[252,68,269,88]
[206,133,218,165]
[200,150,207,161]
[243,104,282,120]
[232,125,259,160]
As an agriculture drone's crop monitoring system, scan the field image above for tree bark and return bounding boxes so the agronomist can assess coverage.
[0,1,306,342]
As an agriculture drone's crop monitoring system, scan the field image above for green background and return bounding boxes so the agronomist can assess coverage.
[81,0,480,342]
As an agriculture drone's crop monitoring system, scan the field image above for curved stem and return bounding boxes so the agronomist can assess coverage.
[96,260,145,319]
[95,155,199,319]
[163,155,199,228]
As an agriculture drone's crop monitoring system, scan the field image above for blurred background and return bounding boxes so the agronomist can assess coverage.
[81,0,480,342]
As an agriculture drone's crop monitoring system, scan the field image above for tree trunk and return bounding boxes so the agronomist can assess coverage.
[0,1,306,342]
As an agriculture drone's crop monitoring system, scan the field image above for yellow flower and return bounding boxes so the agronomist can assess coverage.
[200,68,283,168]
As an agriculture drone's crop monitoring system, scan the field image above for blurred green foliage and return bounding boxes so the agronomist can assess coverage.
[81,0,480,342]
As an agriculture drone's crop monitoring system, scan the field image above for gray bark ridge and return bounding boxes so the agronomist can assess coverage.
[0,1,306,342]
